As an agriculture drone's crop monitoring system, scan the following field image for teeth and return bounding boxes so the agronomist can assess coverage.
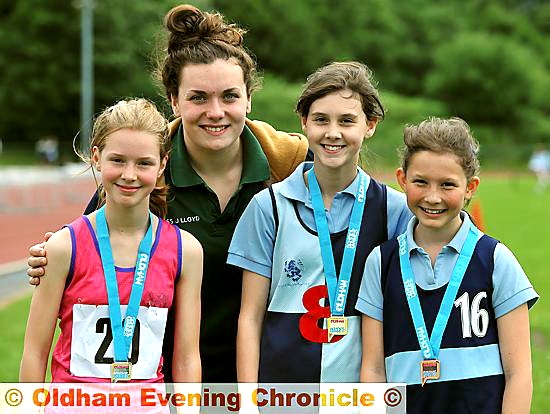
[204,126,225,132]
[423,208,445,214]
[324,145,343,151]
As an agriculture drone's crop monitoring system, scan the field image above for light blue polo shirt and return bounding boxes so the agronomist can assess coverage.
[356,212,539,321]
[227,162,413,277]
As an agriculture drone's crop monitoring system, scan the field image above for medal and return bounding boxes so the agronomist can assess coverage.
[420,359,440,386]
[111,361,132,382]
[398,223,479,386]
[327,316,348,341]
[96,207,153,378]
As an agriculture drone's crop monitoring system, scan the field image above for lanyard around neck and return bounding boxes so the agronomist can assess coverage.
[95,206,153,362]
[398,223,479,359]
[307,168,367,316]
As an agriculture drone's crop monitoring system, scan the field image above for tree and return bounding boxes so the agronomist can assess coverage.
[0,1,175,147]
[425,33,538,125]
[0,1,80,143]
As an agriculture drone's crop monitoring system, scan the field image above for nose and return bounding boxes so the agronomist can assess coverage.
[121,163,137,181]
[206,98,224,119]
[424,186,442,204]
[324,122,342,139]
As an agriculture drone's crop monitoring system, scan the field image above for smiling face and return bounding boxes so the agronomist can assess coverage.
[396,150,479,240]
[301,89,376,175]
[170,58,251,154]
[92,128,167,210]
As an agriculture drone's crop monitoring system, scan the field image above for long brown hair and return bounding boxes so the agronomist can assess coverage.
[156,4,261,102]
[296,61,384,122]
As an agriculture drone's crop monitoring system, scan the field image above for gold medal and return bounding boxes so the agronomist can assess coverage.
[111,362,132,382]
[420,359,440,386]
[327,316,348,341]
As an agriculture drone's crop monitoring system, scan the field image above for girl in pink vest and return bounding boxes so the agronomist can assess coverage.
[20,99,202,384]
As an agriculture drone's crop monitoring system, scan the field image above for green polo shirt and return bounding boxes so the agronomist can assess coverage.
[162,123,270,382]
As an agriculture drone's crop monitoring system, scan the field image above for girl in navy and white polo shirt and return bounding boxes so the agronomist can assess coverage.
[357,117,538,413]
[228,62,412,383]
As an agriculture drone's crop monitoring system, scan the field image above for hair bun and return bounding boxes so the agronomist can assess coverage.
[164,4,245,53]
[165,5,202,36]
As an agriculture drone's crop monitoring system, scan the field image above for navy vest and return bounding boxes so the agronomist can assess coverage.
[380,234,505,414]
[259,179,388,382]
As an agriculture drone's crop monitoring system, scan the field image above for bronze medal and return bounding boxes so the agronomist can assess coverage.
[420,359,440,386]
[111,361,132,382]
[327,316,348,341]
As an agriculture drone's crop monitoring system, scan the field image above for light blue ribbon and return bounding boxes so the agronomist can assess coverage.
[96,206,153,362]
[398,223,479,359]
[308,168,367,316]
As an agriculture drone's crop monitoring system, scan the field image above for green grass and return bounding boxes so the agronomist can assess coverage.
[0,295,31,381]
[0,147,41,166]
[474,174,549,411]
[1,295,58,383]
[1,174,548,410]
[0,140,79,166]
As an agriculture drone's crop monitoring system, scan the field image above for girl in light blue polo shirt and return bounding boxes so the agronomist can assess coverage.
[357,117,538,414]
[228,61,412,383]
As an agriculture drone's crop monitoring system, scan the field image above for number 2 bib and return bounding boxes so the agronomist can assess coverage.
[70,304,168,379]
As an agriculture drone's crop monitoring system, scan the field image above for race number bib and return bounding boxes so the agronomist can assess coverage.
[70,304,168,379]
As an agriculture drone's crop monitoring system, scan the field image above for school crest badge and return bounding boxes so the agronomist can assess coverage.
[284,259,304,282]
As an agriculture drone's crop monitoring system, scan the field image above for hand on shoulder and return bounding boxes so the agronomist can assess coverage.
[42,227,72,281]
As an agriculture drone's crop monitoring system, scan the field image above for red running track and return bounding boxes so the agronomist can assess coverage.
[0,179,96,265]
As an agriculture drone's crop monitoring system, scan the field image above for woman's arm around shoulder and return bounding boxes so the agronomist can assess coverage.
[172,230,203,383]
[245,119,309,182]
[20,227,72,382]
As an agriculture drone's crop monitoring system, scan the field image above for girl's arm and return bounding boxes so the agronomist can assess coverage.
[360,315,386,382]
[172,230,203,383]
[237,270,270,382]
[20,228,71,382]
[498,303,532,414]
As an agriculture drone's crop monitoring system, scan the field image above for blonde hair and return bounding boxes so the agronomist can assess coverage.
[80,98,171,217]
[400,116,480,181]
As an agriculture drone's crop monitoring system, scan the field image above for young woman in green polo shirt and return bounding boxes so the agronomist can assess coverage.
[26,4,308,383]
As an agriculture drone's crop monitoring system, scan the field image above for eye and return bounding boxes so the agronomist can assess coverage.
[340,117,355,125]
[442,182,457,188]
[412,179,427,186]
[138,160,154,166]
[223,92,239,102]
[189,94,206,103]
[109,157,124,164]
[312,116,328,124]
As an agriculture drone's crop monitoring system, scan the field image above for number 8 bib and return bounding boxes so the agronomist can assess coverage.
[70,304,168,379]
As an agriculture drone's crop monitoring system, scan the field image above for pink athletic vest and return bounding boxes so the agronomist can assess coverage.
[51,215,181,382]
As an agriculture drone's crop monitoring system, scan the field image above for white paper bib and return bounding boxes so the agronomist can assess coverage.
[70,304,168,379]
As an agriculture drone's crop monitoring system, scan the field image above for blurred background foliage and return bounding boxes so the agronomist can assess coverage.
[0,0,548,167]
